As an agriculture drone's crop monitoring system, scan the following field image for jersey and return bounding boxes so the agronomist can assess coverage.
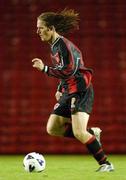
[43,36,93,94]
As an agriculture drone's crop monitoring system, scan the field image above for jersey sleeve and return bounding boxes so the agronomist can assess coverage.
[43,39,78,79]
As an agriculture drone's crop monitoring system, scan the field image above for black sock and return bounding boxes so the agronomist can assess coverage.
[63,123,75,138]
[86,136,108,165]
[87,128,95,135]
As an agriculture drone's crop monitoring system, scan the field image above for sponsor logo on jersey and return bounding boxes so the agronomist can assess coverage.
[54,103,60,110]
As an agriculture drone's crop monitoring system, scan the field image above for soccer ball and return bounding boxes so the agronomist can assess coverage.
[23,152,46,172]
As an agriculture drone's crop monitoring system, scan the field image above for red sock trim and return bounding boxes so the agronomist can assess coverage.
[86,135,96,145]
[96,148,103,155]
[99,155,107,164]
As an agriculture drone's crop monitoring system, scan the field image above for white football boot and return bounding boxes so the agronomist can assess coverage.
[91,127,102,144]
[96,163,114,172]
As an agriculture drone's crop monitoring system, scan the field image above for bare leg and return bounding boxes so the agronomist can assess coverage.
[72,112,92,143]
[46,114,71,136]
[47,114,101,140]
[72,112,109,166]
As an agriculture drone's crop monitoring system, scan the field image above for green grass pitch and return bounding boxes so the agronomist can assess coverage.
[0,155,126,180]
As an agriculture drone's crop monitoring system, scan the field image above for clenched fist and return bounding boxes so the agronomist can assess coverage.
[32,58,45,71]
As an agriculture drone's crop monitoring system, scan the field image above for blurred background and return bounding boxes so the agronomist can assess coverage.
[0,0,126,154]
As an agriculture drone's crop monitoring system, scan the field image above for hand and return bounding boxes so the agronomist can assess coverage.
[32,58,45,71]
[55,91,62,101]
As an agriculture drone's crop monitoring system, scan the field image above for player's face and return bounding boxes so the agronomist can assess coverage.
[37,19,53,42]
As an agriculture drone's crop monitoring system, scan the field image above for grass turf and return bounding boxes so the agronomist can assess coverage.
[0,155,126,180]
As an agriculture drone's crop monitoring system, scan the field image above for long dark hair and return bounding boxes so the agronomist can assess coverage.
[38,8,79,34]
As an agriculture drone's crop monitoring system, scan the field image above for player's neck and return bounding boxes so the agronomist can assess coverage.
[49,32,60,45]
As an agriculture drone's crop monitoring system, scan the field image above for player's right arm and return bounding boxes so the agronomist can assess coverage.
[32,39,80,79]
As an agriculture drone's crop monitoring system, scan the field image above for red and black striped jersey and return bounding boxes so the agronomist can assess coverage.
[43,36,93,94]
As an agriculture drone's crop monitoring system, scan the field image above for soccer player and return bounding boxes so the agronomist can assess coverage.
[32,9,114,172]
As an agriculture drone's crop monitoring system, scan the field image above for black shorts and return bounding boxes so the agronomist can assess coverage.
[52,84,94,118]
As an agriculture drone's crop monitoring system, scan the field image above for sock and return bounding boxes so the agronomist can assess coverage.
[87,127,95,135]
[86,136,109,165]
[63,123,75,138]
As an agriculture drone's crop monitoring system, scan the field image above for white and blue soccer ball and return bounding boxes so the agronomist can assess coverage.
[23,152,46,172]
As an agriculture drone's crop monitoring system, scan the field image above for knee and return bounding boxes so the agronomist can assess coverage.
[46,114,66,136]
[46,124,55,136]
[73,129,87,141]
[73,129,83,139]
[46,123,62,136]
